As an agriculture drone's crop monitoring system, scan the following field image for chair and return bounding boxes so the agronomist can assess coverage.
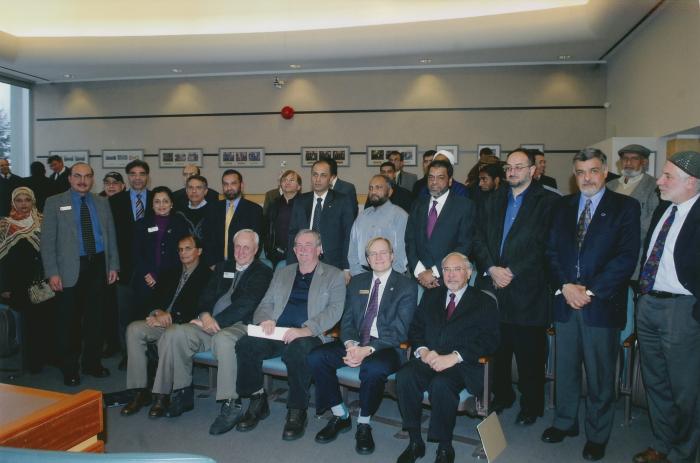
[0,447,216,463]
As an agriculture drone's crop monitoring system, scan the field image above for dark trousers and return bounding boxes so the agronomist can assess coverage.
[397,358,481,443]
[236,334,322,410]
[492,322,546,416]
[116,280,136,352]
[307,340,400,416]
[637,294,700,463]
[102,283,120,352]
[553,310,618,444]
[56,253,107,374]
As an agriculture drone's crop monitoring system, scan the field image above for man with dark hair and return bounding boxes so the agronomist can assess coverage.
[412,150,437,197]
[415,151,469,199]
[478,163,505,193]
[388,151,418,192]
[0,158,22,217]
[324,156,358,218]
[172,164,219,210]
[533,150,558,190]
[375,161,413,212]
[176,175,213,240]
[47,155,71,194]
[466,146,500,188]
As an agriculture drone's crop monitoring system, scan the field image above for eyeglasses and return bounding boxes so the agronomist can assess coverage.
[367,250,391,258]
[503,164,531,173]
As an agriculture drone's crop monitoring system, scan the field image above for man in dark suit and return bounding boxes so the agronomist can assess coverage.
[47,154,71,194]
[287,159,354,280]
[172,164,219,210]
[395,252,500,463]
[376,161,413,212]
[0,158,22,216]
[405,159,475,289]
[325,157,358,218]
[205,169,264,266]
[533,150,558,189]
[41,162,120,386]
[542,148,640,461]
[633,151,700,463]
[120,234,212,418]
[308,237,417,454]
[474,149,558,425]
[388,150,418,192]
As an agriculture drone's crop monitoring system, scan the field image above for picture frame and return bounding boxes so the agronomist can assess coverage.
[159,148,203,168]
[365,145,417,167]
[436,145,459,165]
[49,150,89,167]
[477,144,501,160]
[219,147,265,168]
[102,149,144,168]
[301,146,351,167]
[519,143,545,154]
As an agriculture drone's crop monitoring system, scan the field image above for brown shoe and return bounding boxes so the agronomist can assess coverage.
[633,448,670,463]
[120,389,152,416]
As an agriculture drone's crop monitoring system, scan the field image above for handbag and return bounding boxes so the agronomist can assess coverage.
[27,257,55,304]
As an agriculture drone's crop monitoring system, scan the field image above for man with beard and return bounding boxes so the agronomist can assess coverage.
[348,175,408,276]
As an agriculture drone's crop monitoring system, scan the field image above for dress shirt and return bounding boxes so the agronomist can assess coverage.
[129,189,148,221]
[348,201,408,275]
[577,187,606,219]
[413,190,450,278]
[500,185,530,256]
[51,167,66,180]
[70,191,104,256]
[308,190,329,229]
[646,194,699,295]
[415,284,468,362]
[225,197,241,214]
[188,199,208,209]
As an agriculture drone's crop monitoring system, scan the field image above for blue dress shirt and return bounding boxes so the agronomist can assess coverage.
[71,191,104,256]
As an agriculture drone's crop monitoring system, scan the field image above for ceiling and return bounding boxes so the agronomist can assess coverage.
[0,0,660,84]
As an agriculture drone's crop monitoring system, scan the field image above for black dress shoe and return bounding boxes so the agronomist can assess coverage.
[315,415,351,443]
[355,423,375,455]
[165,386,194,417]
[82,365,110,378]
[490,397,515,414]
[435,446,455,463]
[582,441,606,461]
[209,399,244,435]
[236,392,270,432]
[515,411,537,426]
[121,389,152,416]
[282,408,307,441]
[541,426,579,443]
[397,441,425,463]
[63,372,80,386]
[148,394,170,418]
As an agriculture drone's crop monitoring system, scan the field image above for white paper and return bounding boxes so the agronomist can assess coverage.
[247,324,289,341]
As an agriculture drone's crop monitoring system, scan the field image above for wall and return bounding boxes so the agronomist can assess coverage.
[33,66,606,195]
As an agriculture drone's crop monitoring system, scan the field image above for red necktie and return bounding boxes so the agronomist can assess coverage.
[427,200,438,238]
[446,293,456,320]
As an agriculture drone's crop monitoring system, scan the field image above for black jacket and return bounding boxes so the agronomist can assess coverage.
[152,263,212,324]
[109,189,153,282]
[204,198,264,266]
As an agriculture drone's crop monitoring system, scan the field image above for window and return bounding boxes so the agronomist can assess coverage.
[0,81,31,176]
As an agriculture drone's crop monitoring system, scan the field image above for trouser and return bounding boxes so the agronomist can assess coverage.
[236,334,322,409]
[116,281,136,352]
[552,310,618,444]
[211,323,248,401]
[55,253,107,374]
[150,323,211,394]
[125,320,166,389]
[307,340,400,416]
[637,294,700,463]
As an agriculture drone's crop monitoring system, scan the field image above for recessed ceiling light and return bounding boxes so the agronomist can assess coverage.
[171,68,183,73]
[289,64,302,69]
[419,58,432,64]
[558,55,571,60]
[63,73,74,78]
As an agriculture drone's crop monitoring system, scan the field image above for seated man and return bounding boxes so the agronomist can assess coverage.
[308,237,417,454]
[121,234,212,417]
[235,229,346,440]
[395,253,500,463]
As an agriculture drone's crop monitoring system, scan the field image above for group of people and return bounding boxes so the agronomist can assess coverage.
[0,143,697,463]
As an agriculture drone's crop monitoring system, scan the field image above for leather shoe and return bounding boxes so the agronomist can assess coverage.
[165,386,194,417]
[82,365,110,378]
[582,441,606,461]
[282,408,307,441]
[633,448,670,463]
[397,441,425,463]
[315,415,351,443]
[121,389,152,416]
[63,372,80,386]
[515,411,537,426]
[490,398,515,414]
[209,399,244,435]
[236,392,270,432]
[435,446,455,463]
[355,423,375,455]
[148,394,170,418]
[541,426,579,443]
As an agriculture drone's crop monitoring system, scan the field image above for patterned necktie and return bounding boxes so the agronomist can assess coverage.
[312,197,323,231]
[446,293,456,320]
[167,270,190,312]
[135,193,144,220]
[80,196,97,256]
[576,199,592,249]
[224,201,235,259]
[359,278,381,346]
[426,200,438,238]
[639,206,677,294]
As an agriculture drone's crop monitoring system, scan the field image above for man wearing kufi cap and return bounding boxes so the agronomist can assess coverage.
[634,151,700,463]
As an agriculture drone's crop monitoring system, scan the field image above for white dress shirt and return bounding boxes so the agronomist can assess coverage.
[413,190,450,278]
[308,190,329,228]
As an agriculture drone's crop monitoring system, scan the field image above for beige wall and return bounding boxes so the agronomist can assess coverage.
[33,66,606,195]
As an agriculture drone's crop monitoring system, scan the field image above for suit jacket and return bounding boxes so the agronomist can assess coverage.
[363,185,413,213]
[109,189,153,282]
[474,183,558,326]
[417,180,470,199]
[263,188,281,217]
[643,199,700,320]
[341,270,417,353]
[405,192,475,277]
[0,173,23,216]
[333,178,358,218]
[396,170,418,192]
[538,175,558,189]
[132,213,190,281]
[21,175,53,212]
[253,262,345,340]
[172,187,220,212]
[198,259,273,328]
[49,168,71,195]
[205,198,264,266]
[546,189,640,328]
[608,174,660,243]
[41,190,120,287]
[152,263,212,324]
[287,190,354,269]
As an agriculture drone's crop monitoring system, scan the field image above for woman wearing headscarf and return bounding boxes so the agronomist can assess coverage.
[0,187,55,373]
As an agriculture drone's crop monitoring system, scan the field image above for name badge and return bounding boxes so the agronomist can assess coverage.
[60,205,72,211]
[147,226,159,233]
[223,272,236,279]
[359,289,370,295]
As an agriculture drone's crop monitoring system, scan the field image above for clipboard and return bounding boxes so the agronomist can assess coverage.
[476,412,507,462]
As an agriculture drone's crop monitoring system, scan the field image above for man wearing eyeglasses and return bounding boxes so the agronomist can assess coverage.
[473,149,558,426]
[172,164,219,210]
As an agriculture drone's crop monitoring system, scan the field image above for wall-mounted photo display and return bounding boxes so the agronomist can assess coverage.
[49,150,89,167]
[477,144,501,160]
[519,144,545,154]
[102,149,144,168]
[366,145,417,167]
[301,146,351,167]
[436,145,459,165]
[219,147,265,168]
[159,148,203,168]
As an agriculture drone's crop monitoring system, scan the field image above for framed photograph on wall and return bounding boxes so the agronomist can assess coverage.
[520,143,545,154]
[102,149,144,168]
[159,149,203,168]
[49,150,89,167]
[436,145,459,165]
[477,144,501,160]
[365,145,417,167]
[301,146,350,167]
[219,148,265,168]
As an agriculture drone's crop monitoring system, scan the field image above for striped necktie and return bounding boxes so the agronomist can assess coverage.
[135,193,144,220]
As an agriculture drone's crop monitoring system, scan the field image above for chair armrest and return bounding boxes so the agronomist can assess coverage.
[479,355,491,365]
[622,333,636,349]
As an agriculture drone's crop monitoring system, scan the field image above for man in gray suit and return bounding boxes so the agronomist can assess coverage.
[41,162,119,386]
[235,229,346,441]
[389,151,418,192]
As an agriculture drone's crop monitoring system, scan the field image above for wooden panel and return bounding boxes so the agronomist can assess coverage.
[667,138,700,159]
